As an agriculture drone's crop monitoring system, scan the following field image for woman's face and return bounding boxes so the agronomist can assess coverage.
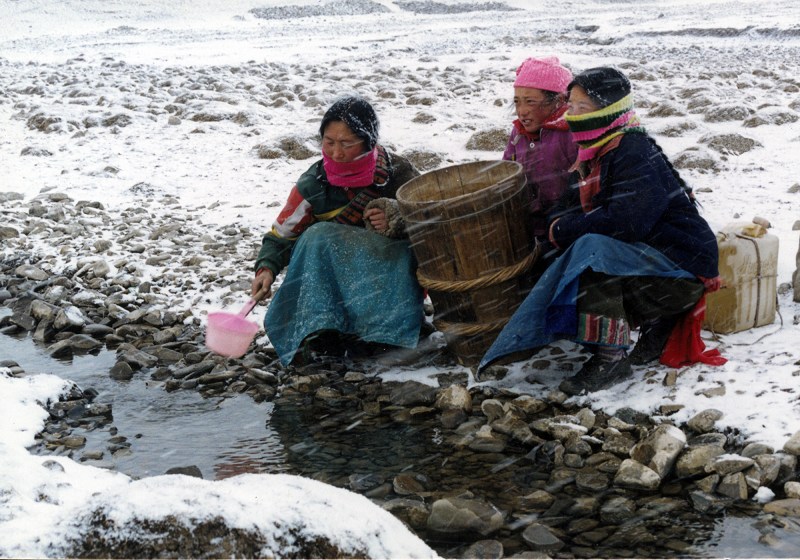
[322,120,366,163]
[567,86,601,116]
[513,87,560,133]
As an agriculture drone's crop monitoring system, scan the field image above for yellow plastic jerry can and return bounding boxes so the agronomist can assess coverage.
[704,221,779,334]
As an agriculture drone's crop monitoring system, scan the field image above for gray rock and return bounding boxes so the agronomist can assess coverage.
[54,305,87,330]
[83,323,115,337]
[778,453,798,484]
[426,497,504,536]
[630,424,686,479]
[785,481,800,499]
[706,454,755,476]
[147,346,183,364]
[435,384,472,413]
[117,348,158,369]
[521,522,564,552]
[510,395,547,416]
[468,426,507,453]
[783,430,800,455]
[67,334,103,351]
[461,539,503,559]
[348,473,384,492]
[30,300,59,322]
[600,496,636,524]
[717,472,749,500]
[81,451,104,461]
[763,498,800,517]
[62,435,86,449]
[753,454,782,486]
[392,473,427,496]
[198,371,239,385]
[687,408,724,433]
[389,381,437,406]
[689,490,729,514]
[15,264,48,281]
[614,459,661,491]
[490,415,540,446]
[0,226,19,239]
[741,442,774,457]
[602,431,636,456]
[607,416,636,431]
[519,490,554,511]
[47,339,74,358]
[675,445,726,478]
[172,361,215,379]
[383,498,429,530]
[480,399,504,422]
[696,474,719,493]
[109,361,134,381]
[33,318,55,343]
[689,432,728,447]
[575,471,609,492]
[575,407,596,429]
[165,466,203,478]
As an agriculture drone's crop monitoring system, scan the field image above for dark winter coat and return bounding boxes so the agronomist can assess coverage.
[548,133,719,279]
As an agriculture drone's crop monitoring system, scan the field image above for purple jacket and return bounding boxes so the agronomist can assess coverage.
[503,125,577,239]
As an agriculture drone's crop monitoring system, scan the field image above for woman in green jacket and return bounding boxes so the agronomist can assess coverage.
[251,96,423,365]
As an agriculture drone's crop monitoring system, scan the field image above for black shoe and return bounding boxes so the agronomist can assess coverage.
[559,355,632,396]
[629,316,679,365]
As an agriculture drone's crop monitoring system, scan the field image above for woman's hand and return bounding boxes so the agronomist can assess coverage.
[251,268,275,301]
[363,207,388,232]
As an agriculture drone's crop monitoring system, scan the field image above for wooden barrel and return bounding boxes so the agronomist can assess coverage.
[396,160,536,366]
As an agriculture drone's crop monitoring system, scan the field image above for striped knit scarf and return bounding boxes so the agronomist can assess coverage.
[565,94,645,162]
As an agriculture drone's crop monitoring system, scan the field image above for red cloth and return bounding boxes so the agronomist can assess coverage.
[660,294,727,368]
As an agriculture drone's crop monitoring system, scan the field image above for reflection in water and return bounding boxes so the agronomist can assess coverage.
[1,329,288,480]
[694,513,800,558]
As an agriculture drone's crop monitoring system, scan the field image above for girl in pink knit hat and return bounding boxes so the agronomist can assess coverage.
[503,56,578,247]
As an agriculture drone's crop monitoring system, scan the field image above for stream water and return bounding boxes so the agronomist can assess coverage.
[2,310,799,557]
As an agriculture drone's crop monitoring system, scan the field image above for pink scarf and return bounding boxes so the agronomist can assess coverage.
[323,148,378,188]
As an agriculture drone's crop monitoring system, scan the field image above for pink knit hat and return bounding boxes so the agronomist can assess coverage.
[513,56,573,93]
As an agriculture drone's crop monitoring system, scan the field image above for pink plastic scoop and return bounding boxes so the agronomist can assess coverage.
[205,298,261,358]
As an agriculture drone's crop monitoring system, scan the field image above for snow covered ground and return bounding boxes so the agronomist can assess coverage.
[1,0,800,555]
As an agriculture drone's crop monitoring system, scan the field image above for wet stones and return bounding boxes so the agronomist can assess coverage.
[614,459,661,491]
[427,496,504,536]
[521,522,564,553]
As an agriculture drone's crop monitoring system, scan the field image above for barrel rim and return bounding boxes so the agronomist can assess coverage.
[396,160,526,223]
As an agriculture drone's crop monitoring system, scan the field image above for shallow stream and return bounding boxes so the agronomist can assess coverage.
[2,317,799,558]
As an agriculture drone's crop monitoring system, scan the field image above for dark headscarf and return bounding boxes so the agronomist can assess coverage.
[568,67,631,108]
[319,96,379,151]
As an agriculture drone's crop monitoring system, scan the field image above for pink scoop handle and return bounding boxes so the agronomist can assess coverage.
[238,299,258,318]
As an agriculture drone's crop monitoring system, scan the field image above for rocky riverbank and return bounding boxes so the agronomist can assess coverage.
[2,191,800,558]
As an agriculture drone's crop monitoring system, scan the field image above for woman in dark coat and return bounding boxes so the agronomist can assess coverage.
[480,67,723,395]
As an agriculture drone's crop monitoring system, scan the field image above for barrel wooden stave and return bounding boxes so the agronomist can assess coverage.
[397,161,534,364]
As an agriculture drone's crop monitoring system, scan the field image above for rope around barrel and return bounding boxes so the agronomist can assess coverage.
[433,317,509,337]
[415,245,540,293]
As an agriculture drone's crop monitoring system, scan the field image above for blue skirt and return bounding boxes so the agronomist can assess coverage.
[264,222,424,365]
[478,234,695,371]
